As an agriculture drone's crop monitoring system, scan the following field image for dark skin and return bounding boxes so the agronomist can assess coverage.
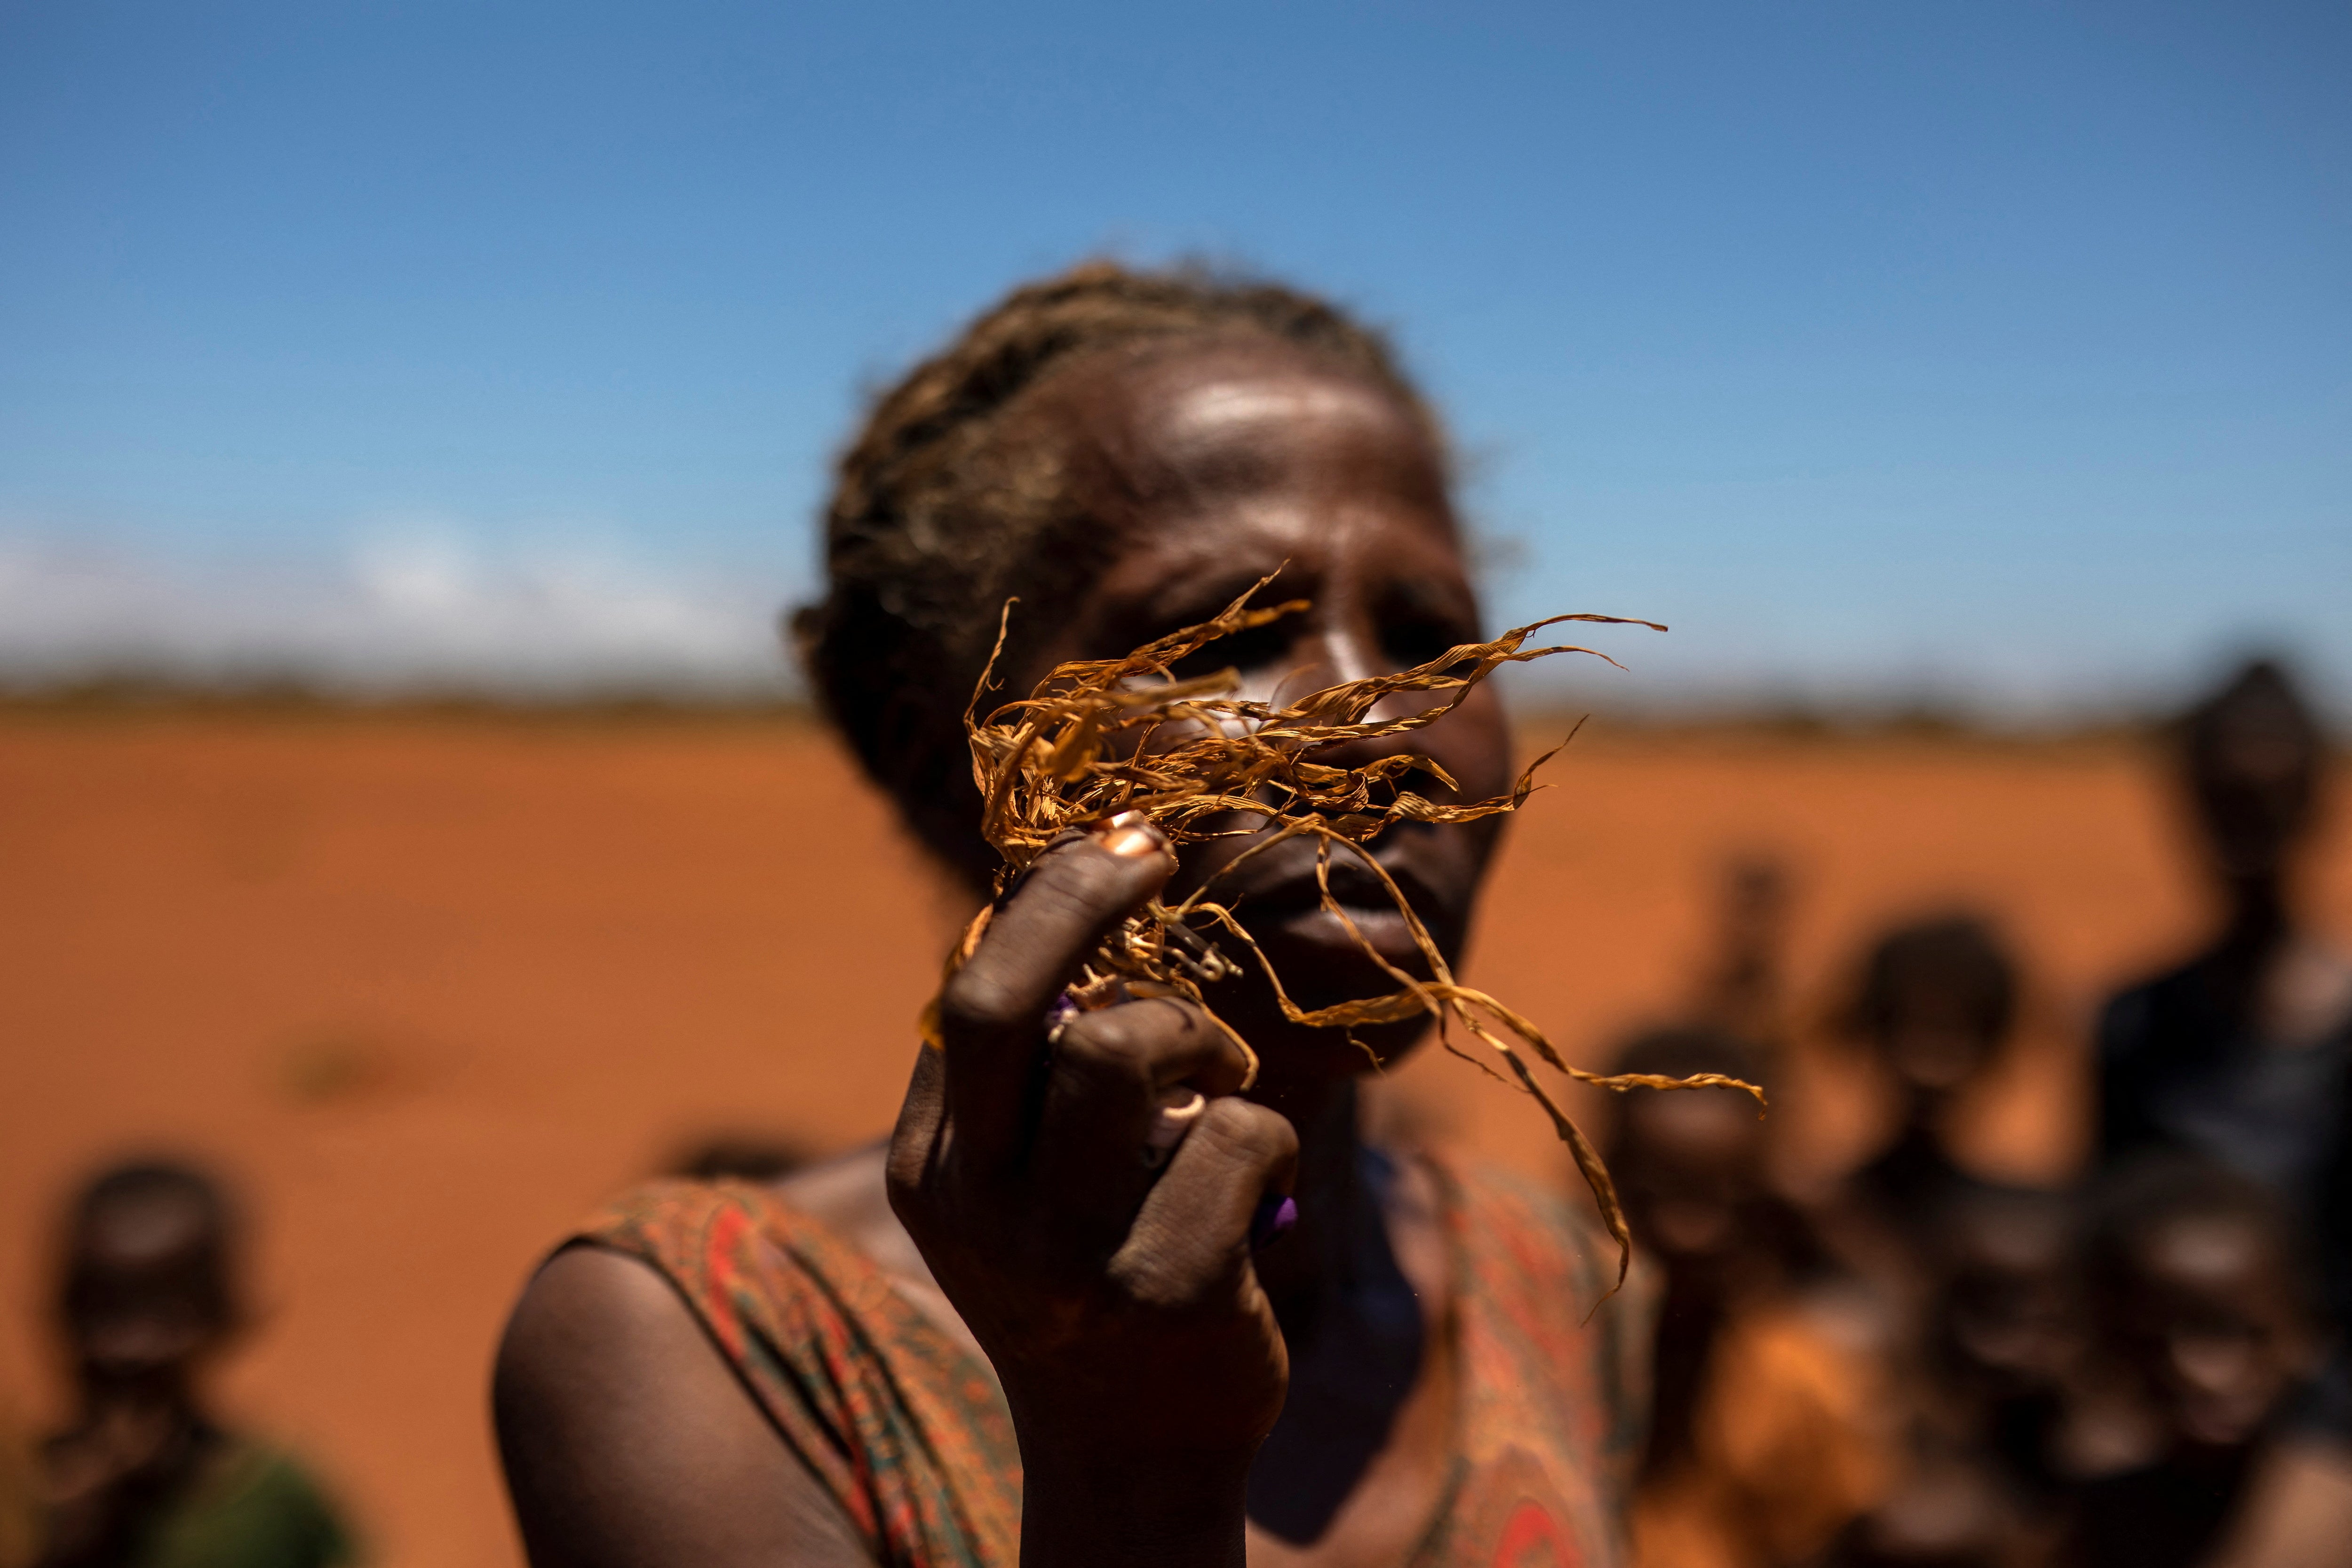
[1616,1091,1768,1280]
[39,1195,230,1568]
[494,339,1518,1568]
[1933,1197,2077,1408]
[1820,975,2007,1345]
[1878,992,1998,1116]
[1832,1201,2081,1568]
[2110,1215,2311,1457]
[2185,723,2351,1052]
[1613,1088,1786,1476]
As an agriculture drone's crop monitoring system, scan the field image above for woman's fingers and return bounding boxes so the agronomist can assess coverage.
[1112,1097,1298,1312]
[934,822,1175,1174]
[1028,995,1254,1239]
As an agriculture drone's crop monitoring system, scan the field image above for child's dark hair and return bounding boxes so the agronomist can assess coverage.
[1843,913,2019,1047]
[793,260,1436,891]
[59,1158,240,1330]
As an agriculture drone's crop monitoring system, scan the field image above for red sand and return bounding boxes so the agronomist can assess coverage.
[2,711,2345,1567]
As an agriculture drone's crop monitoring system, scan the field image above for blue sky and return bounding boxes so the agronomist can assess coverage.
[1,1,2345,711]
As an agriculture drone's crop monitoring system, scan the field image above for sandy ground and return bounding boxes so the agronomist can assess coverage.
[2,709,2345,1567]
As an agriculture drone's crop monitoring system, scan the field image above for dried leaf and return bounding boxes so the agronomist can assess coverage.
[938,579,1762,1294]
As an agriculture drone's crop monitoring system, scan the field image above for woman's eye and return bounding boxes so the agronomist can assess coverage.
[1381,616,1470,671]
[1165,620,1294,682]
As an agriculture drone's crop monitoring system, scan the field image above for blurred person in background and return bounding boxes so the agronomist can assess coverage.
[2094,658,2352,1562]
[494,262,1656,1568]
[1918,1188,2083,1514]
[1800,918,2056,1568]
[1829,1186,2082,1568]
[33,1160,355,1568]
[1610,1027,1890,1568]
[1839,915,2023,1239]
[2099,660,2348,1218]
[1693,854,1797,1072]
[2191,1083,2352,1568]
[2060,1155,2321,1568]
[1815,914,2025,1334]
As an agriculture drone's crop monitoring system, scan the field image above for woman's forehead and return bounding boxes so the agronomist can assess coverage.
[1018,339,1468,641]
[1151,369,1407,448]
[1046,339,1436,484]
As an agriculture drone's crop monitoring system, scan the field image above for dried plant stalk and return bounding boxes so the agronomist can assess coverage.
[936,580,1762,1289]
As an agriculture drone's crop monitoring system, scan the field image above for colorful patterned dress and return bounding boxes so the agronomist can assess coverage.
[578,1154,1649,1568]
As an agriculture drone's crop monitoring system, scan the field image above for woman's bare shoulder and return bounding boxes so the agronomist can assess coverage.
[494,1245,875,1568]
[770,1140,978,1354]
[771,1141,912,1270]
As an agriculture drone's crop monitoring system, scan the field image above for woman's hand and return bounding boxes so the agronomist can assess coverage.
[887,817,1298,1568]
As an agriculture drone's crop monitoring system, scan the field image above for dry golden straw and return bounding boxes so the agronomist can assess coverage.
[931,580,1762,1288]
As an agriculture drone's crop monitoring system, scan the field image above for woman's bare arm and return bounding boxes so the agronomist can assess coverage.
[493,1246,875,1568]
[498,821,1294,1568]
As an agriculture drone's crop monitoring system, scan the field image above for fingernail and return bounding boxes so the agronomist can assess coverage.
[1250,1193,1298,1251]
[1144,1090,1208,1152]
[1092,809,1168,860]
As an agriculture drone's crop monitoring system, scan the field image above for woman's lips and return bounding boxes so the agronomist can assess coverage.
[1202,843,1452,961]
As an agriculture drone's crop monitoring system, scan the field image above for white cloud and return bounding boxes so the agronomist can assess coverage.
[0,527,799,697]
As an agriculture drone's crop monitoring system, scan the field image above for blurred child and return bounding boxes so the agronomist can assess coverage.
[1613,1027,1893,1568]
[35,1160,355,1568]
[1843,914,2022,1228]
[1829,1186,2082,1568]
[1802,911,2027,1357]
[1799,917,2054,1568]
[1928,1186,2082,1506]
[2096,660,2352,1534]
[2062,1155,2319,1568]
[1695,853,1796,1065]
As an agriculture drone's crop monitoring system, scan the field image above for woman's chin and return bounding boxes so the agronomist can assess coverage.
[1201,905,1451,1080]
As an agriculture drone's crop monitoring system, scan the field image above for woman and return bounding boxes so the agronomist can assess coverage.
[494,263,1651,1568]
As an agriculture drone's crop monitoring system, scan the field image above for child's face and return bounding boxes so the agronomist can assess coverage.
[1617,1092,1765,1266]
[2114,1214,2308,1451]
[1881,986,1996,1098]
[64,1195,226,1401]
[1938,1201,2077,1395]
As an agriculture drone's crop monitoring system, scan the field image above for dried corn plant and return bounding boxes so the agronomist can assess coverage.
[932,580,1761,1287]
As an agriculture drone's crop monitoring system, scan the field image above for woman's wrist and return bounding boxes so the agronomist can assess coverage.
[1018,1444,1253,1568]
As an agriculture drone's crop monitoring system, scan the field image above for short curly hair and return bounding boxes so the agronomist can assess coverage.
[794,260,1438,890]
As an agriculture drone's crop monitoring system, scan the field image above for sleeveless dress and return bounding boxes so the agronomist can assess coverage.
[577,1154,1650,1568]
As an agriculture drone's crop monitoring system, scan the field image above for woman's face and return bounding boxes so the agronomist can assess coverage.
[1014,338,1515,1086]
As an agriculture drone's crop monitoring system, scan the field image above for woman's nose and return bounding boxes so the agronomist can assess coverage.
[1249,625,1373,702]
[1283,624,1455,778]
